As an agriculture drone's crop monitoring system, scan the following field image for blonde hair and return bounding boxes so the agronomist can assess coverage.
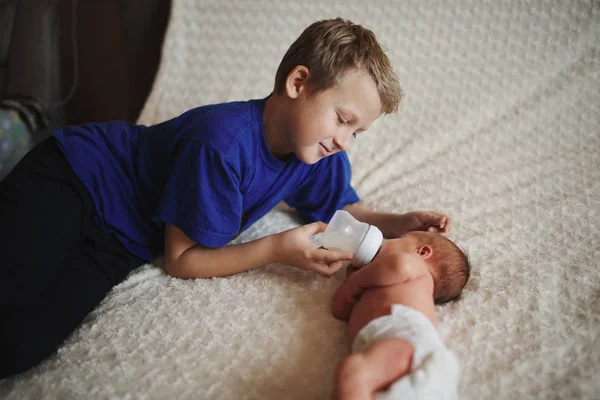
[274,18,402,114]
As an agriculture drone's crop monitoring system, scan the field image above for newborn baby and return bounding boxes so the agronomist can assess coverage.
[332,231,470,400]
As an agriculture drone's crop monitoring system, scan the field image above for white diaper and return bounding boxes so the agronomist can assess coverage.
[352,304,460,400]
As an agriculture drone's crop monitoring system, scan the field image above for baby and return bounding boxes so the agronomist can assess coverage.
[332,231,470,400]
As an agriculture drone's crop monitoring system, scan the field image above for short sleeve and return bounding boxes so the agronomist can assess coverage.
[285,151,360,223]
[156,140,242,248]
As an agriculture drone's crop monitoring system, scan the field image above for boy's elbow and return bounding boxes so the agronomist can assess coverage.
[164,258,185,278]
[164,253,215,279]
[164,255,197,279]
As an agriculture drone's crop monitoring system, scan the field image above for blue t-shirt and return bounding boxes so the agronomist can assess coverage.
[53,97,359,262]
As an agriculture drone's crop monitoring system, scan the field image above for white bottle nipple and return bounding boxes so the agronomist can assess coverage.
[321,210,383,267]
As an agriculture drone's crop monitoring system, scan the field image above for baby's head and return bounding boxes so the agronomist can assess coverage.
[269,18,402,164]
[380,232,471,304]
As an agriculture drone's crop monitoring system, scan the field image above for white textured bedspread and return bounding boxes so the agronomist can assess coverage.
[2,0,599,399]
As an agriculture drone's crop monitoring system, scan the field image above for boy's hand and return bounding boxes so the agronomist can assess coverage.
[393,211,453,237]
[273,222,354,277]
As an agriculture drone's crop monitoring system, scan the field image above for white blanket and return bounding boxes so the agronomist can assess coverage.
[2,0,599,399]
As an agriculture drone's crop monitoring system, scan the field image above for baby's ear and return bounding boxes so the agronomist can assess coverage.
[418,245,433,260]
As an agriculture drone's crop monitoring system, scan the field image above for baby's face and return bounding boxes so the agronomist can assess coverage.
[347,232,436,278]
[378,231,428,257]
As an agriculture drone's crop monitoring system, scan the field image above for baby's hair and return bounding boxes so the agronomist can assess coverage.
[274,18,402,114]
[423,234,471,304]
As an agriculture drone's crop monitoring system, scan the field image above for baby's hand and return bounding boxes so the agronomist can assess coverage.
[394,211,453,237]
[273,222,354,277]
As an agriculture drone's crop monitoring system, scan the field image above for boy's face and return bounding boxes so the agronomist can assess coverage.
[285,68,383,164]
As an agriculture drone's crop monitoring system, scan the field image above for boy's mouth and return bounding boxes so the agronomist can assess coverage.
[319,142,332,156]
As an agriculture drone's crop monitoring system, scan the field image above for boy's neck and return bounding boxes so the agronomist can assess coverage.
[263,94,294,161]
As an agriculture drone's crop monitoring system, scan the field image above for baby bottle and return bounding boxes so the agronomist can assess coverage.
[321,210,383,267]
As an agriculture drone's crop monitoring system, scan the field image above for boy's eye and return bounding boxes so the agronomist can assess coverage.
[337,115,347,125]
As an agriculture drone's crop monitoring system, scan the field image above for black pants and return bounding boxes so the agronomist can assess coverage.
[0,138,144,378]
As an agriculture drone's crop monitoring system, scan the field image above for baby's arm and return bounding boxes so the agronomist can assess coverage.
[332,252,426,320]
[335,337,414,400]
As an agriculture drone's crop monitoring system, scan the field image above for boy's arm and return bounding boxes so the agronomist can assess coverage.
[331,252,426,320]
[164,223,353,279]
[343,203,452,238]
[164,223,275,278]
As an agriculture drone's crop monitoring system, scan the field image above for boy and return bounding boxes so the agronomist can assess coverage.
[332,232,470,399]
[0,18,451,378]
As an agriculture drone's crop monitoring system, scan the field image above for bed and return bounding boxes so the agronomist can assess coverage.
[1,0,599,398]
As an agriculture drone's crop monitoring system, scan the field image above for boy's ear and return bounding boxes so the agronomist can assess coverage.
[285,65,309,99]
[417,245,433,260]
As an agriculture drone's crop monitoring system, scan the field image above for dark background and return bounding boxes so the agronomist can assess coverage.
[0,0,171,130]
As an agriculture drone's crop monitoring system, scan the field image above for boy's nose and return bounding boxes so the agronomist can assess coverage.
[332,137,345,151]
[333,131,352,151]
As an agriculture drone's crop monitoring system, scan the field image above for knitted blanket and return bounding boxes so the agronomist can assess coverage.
[2,0,599,398]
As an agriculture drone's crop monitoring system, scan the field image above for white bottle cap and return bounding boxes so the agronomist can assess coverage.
[351,225,383,267]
